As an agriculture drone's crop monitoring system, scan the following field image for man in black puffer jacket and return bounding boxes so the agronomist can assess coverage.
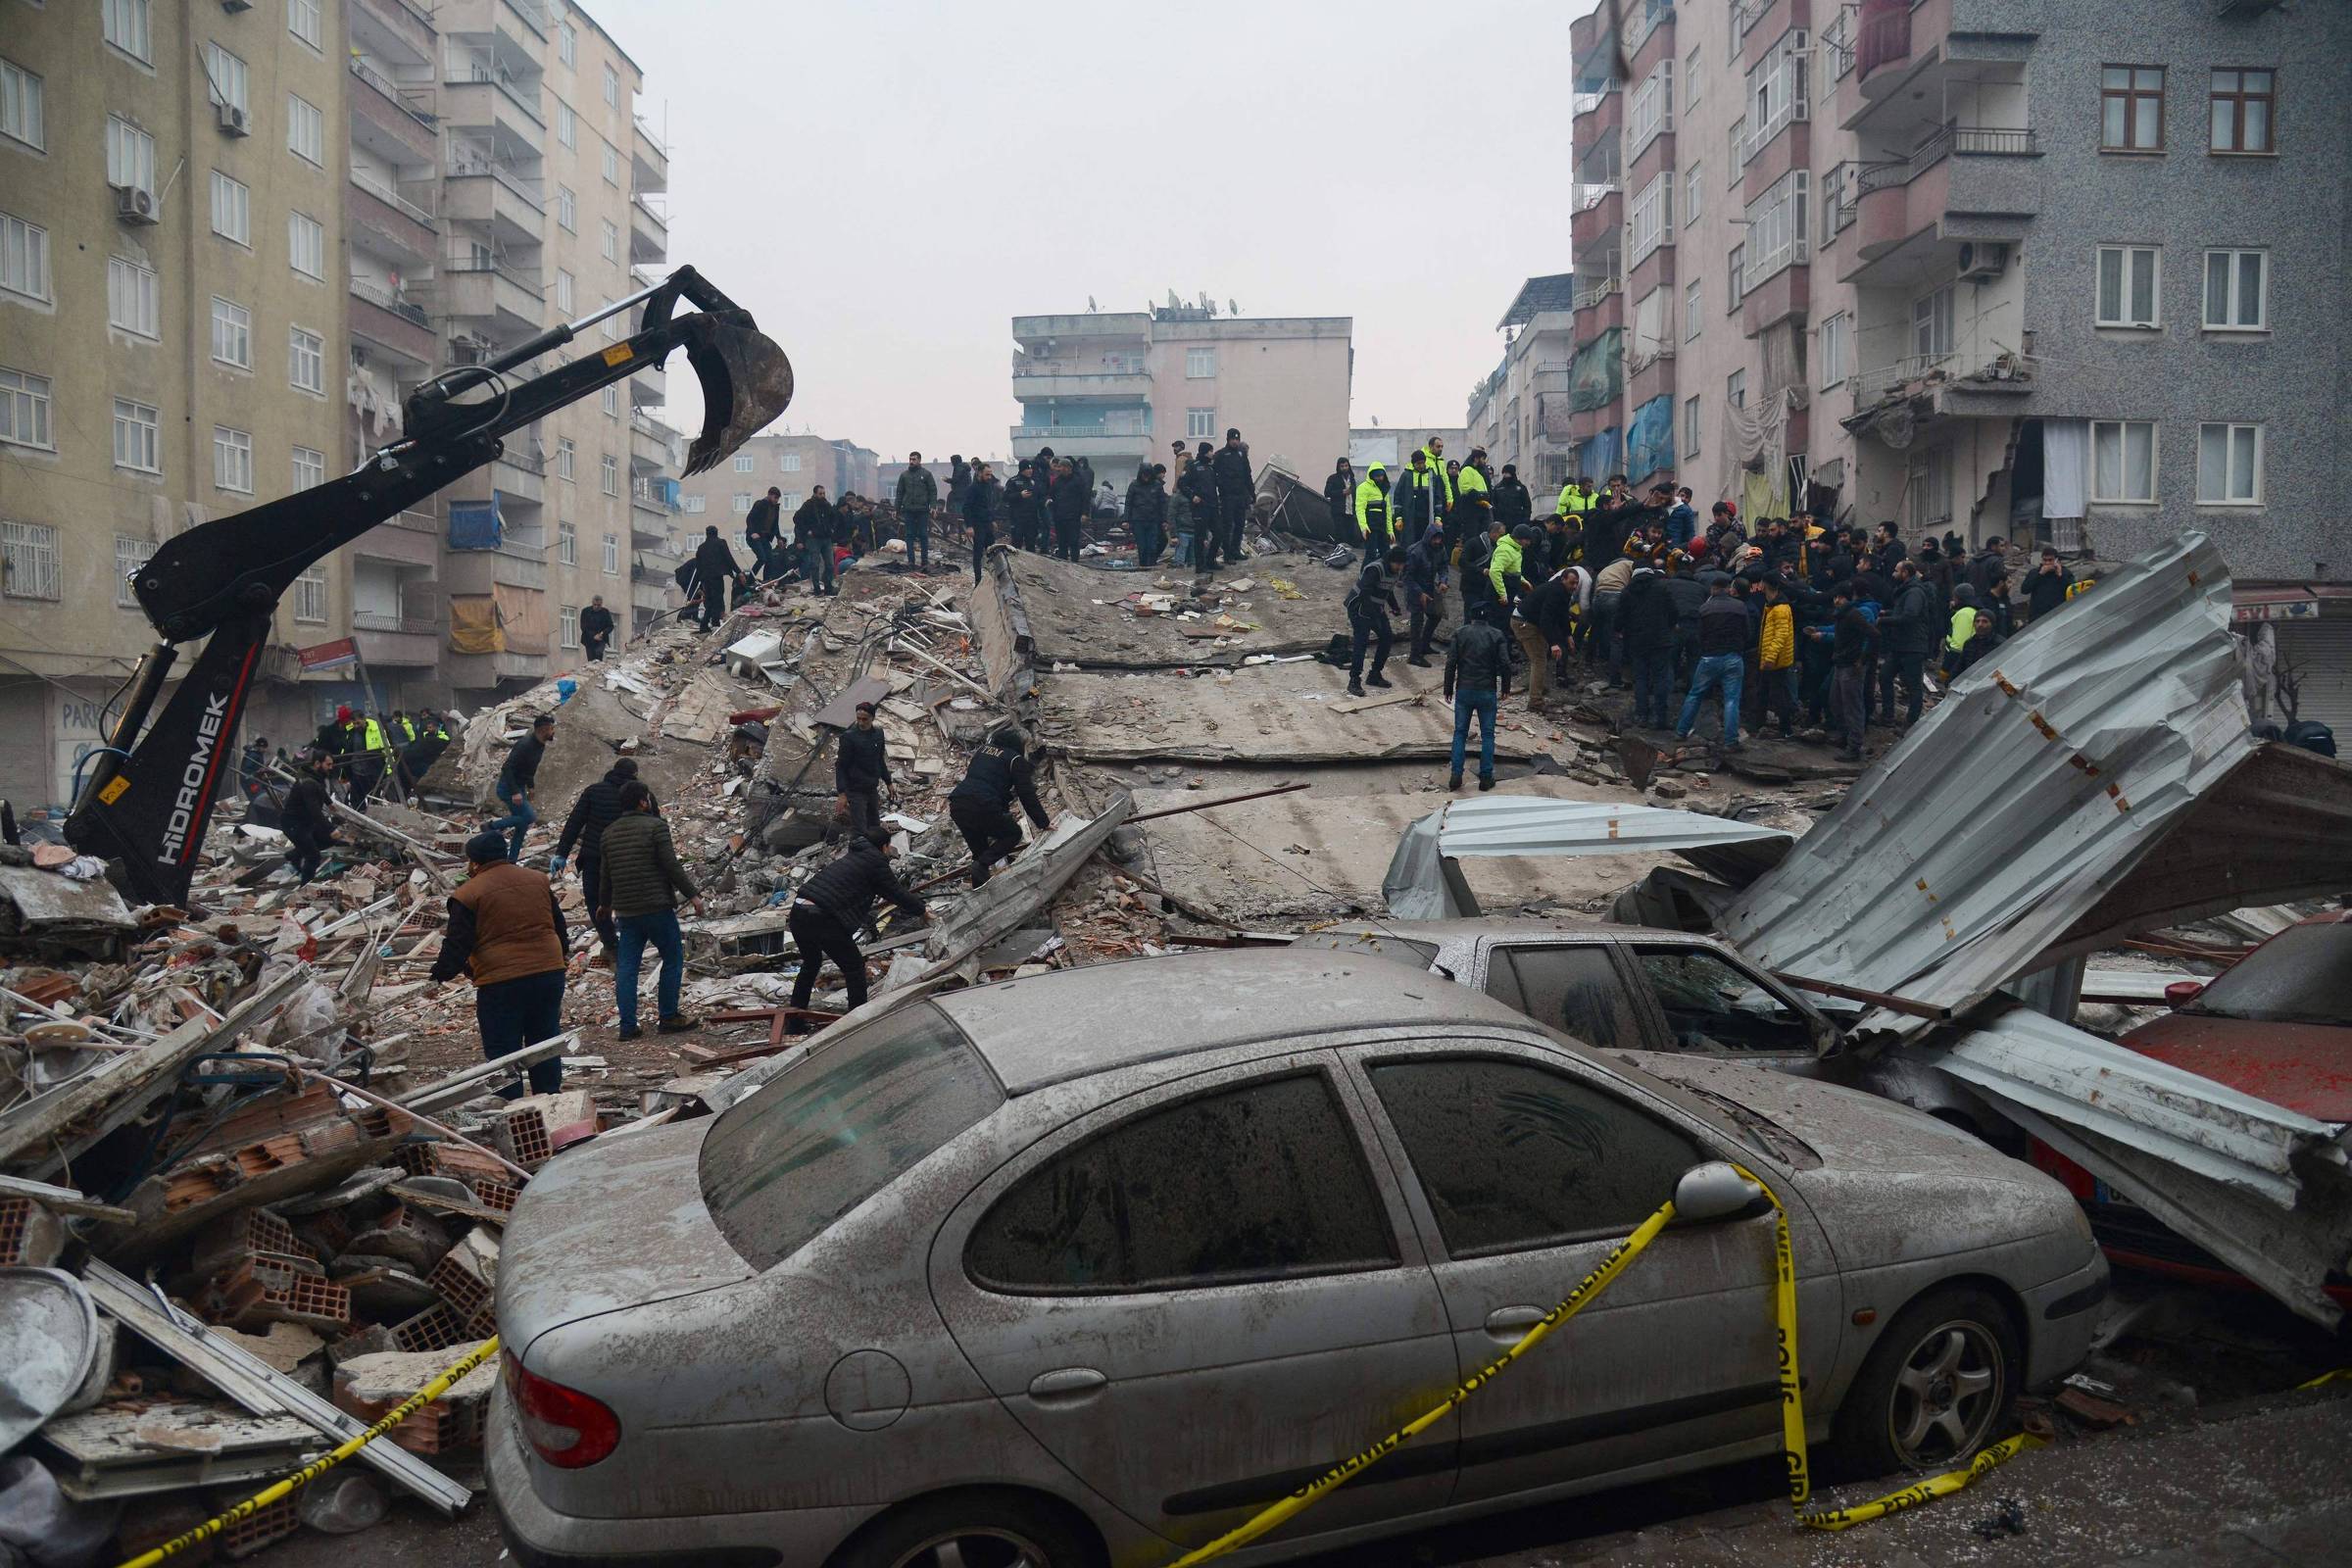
[790,834,926,1013]
[949,724,1051,887]
[1126,464,1169,568]
[834,701,891,844]
[1445,612,1513,791]
[554,758,638,959]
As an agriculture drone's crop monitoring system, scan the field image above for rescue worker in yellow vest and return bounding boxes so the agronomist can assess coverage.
[1556,476,1597,519]
[1457,448,1493,515]
[335,706,387,813]
[1352,464,1395,568]
[1414,439,1455,519]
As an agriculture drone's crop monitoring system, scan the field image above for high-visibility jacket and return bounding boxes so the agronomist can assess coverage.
[394,715,417,744]
[345,718,392,764]
[1489,533,1524,602]
[1352,471,1394,540]
[1415,449,1454,512]
[1456,465,1490,506]
[1556,483,1595,517]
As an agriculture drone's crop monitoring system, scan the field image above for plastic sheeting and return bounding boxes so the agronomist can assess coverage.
[494,581,550,656]
[1569,329,1623,412]
[1384,797,1795,919]
[446,496,503,550]
[1577,429,1620,487]
[447,594,503,654]
[1627,394,1676,484]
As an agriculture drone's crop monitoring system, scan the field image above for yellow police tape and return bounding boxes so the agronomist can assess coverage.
[112,1334,502,1568]
[1169,1165,2036,1564]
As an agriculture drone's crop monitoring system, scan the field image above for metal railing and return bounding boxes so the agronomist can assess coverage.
[350,170,436,226]
[354,610,436,634]
[495,445,548,475]
[632,114,667,159]
[630,192,668,231]
[386,509,439,533]
[350,277,429,325]
[500,0,549,40]
[443,255,546,297]
[1953,125,2037,156]
[1851,352,1953,404]
[1572,274,1624,310]
[446,156,545,209]
[1732,0,1774,34]
[1575,178,1620,213]
[349,58,437,126]
[630,477,678,512]
[445,65,544,126]
[1572,88,1613,117]
[1623,0,1675,54]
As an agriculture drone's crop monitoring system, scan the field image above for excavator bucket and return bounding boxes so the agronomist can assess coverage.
[682,316,793,475]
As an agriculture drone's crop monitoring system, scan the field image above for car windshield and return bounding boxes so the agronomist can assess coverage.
[700,1003,1004,1270]
[2184,922,2352,1025]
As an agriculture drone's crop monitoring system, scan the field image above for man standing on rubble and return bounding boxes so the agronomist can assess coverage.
[1403,517,1446,667]
[1324,457,1357,543]
[1493,464,1533,531]
[791,490,836,599]
[1126,463,1169,567]
[964,461,1003,583]
[835,700,892,844]
[280,751,337,884]
[1211,427,1254,564]
[1445,602,1511,791]
[1353,460,1395,567]
[1182,442,1222,570]
[1049,457,1088,563]
[1346,545,1404,698]
[554,757,638,963]
[581,595,615,663]
[401,711,449,796]
[487,713,555,863]
[429,831,568,1100]
[895,454,939,571]
[340,706,389,813]
[950,723,1051,888]
[689,524,743,628]
[1829,583,1877,761]
[1878,558,1936,729]
[948,455,971,517]
[744,487,783,580]
[789,832,926,1015]
[1003,459,1043,553]
[597,781,705,1041]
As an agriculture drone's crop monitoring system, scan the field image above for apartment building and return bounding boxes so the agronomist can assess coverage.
[1010,306,1352,488]
[0,0,354,806]
[1463,273,1579,488]
[675,432,881,544]
[1565,0,2348,728]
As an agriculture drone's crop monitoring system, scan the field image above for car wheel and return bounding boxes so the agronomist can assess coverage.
[833,1491,1104,1568]
[1830,1285,2019,1479]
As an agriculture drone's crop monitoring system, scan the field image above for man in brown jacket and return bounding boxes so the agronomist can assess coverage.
[429,831,568,1098]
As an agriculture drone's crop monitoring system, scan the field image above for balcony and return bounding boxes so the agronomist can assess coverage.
[349,278,436,368]
[1846,122,2039,278]
[352,616,439,668]
[348,59,440,165]
[438,74,544,161]
[1849,349,2032,422]
[1572,188,1623,255]
[1742,262,1811,334]
[443,161,545,246]
[439,258,545,338]
[354,513,440,567]
[490,451,545,505]
[442,539,547,595]
[629,194,668,267]
[1004,429,1151,462]
[631,363,665,406]
[354,0,435,61]
[1622,0,1675,58]
[630,475,678,517]
[348,172,436,266]
[631,117,668,193]
[630,411,678,470]
[1011,363,1152,402]
[1572,273,1624,312]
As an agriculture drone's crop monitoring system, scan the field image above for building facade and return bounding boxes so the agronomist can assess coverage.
[1565,0,2348,727]
[675,431,881,543]
[1463,274,1579,489]
[1010,307,1352,488]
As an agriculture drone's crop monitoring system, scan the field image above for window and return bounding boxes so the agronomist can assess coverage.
[287,212,324,279]
[0,213,49,303]
[781,452,803,472]
[2196,422,2262,505]
[211,172,251,245]
[600,454,618,495]
[681,494,706,513]
[112,398,160,471]
[1912,283,1955,358]
[701,1003,1004,1272]
[108,257,159,338]
[602,141,619,184]
[292,445,326,490]
[1628,59,1674,157]
[557,520,578,564]
[556,436,575,481]
[556,100,576,148]
[1,58,43,150]
[1726,368,1747,411]
[1727,245,1744,309]
[213,425,254,493]
[206,44,248,116]
[1684,394,1701,459]
[1818,311,1852,389]
[732,451,756,473]
[1185,347,1217,378]
[210,297,252,368]
[1744,28,1810,159]
[600,385,619,416]
[1370,1057,1699,1256]
[2203,249,2267,330]
[557,185,576,231]
[288,326,324,393]
[115,535,155,607]
[604,533,620,573]
[1728,115,1746,177]
[1628,172,1674,267]
[107,117,156,197]
[1684,162,1703,223]
[289,0,323,49]
[2101,66,2164,151]
[2091,419,2157,503]
[1186,407,1214,439]
[0,368,52,450]
[1,519,62,601]
[555,268,576,313]
[559,21,576,66]
[968,1073,1396,1293]
[600,220,618,262]
[286,93,324,166]
[293,563,326,622]
[1482,947,1643,1050]
[1686,45,1702,107]
[1636,948,1816,1054]
[1684,278,1703,341]
[560,605,581,649]
[1742,170,1809,284]
[2095,245,2161,327]
[731,492,753,513]
[603,65,618,107]
[2209,69,2274,154]
[103,0,151,63]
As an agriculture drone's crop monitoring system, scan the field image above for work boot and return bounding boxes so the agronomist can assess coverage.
[1347,677,1365,697]
[1407,656,1433,668]
[1366,672,1393,689]
[616,1025,643,1041]
[1478,774,1496,791]
[656,1014,700,1034]
[1448,770,1463,791]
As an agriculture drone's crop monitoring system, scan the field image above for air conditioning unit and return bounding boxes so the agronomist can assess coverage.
[1957,241,2009,281]
[217,102,251,136]
[114,184,159,224]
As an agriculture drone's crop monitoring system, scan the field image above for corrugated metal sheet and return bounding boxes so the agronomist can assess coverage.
[1385,798,1794,919]
[1719,530,2252,1035]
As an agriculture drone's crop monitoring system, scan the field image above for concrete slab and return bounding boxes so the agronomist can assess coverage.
[1010,547,1358,668]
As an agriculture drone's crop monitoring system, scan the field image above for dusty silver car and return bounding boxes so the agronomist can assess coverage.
[488,951,2105,1568]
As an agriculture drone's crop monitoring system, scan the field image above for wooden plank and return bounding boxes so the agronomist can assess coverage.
[1332,691,1424,715]
[810,675,894,731]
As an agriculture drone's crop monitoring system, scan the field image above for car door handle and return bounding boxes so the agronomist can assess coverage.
[1027,1367,1107,1401]
[1484,1305,1547,1341]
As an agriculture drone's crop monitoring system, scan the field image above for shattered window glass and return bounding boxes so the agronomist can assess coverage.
[1635,947,1816,1054]
[1371,1057,1697,1256]
[1483,945,1642,1050]
[966,1073,1396,1294]
[2186,922,2352,1025]
[701,1003,1002,1269]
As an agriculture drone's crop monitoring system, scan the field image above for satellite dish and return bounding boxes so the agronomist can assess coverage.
[1087,295,1099,312]
[1228,299,1238,316]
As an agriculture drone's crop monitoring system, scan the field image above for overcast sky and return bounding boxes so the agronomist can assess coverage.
[595,0,1597,465]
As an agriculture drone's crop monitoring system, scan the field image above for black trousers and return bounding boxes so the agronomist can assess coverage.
[843,786,883,844]
[1881,649,1927,725]
[346,763,381,812]
[1054,520,1082,562]
[474,968,565,1099]
[578,852,618,954]
[1348,610,1395,681]
[284,825,327,884]
[788,904,867,1010]
[1217,492,1250,557]
[971,525,994,584]
[951,797,1024,887]
[1408,592,1440,661]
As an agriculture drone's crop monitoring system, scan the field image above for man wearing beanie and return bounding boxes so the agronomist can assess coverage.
[428,830,569,1098]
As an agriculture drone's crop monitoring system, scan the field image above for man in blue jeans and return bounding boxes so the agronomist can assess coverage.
[594,780,704,1040]
[1677,577,1751,750]
[427,831,568,1099]
[486,712,554,862]
[1445,609,1513,791]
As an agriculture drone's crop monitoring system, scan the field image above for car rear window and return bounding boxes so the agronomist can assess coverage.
[700,1003,1004,1270]
[2187,922,2352,1025]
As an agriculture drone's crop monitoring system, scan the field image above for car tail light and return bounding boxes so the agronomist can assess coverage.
[504,1350,620,1469]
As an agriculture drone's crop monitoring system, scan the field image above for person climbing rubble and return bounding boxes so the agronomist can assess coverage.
[948,723,1051,888]
[597,780,705,1040]
[788,831,926,1014]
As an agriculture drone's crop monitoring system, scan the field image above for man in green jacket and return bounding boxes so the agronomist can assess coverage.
[595,781,705,1039]
[894,453,939,570]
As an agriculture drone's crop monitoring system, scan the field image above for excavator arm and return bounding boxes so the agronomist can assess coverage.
[66,266,792,907]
